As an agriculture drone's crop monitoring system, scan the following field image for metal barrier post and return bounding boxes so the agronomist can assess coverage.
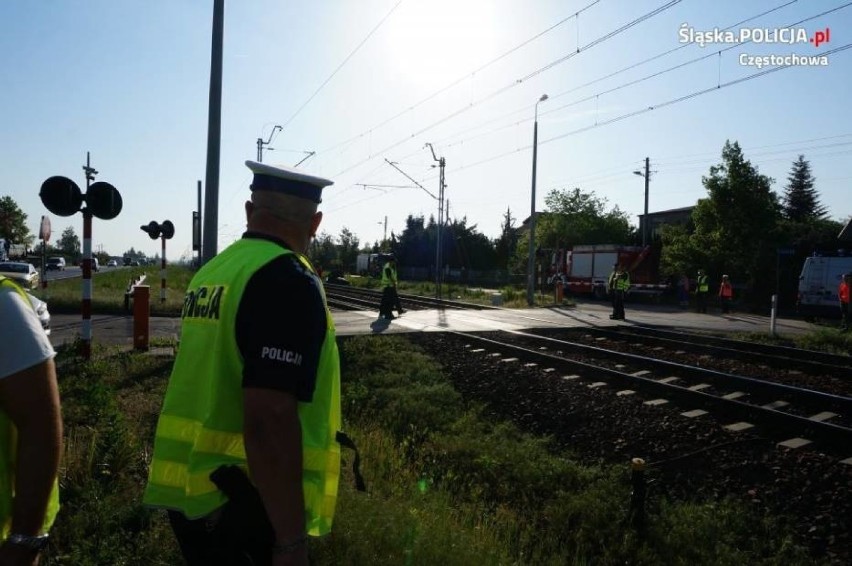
[770,294,778,336]
[630,457,647,536]
[133,285,150,351]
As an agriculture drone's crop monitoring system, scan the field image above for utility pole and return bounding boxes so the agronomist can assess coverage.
[384,158,441,295]
[202,0,224,264]
[257,125,283,163]
[426,143,446,299]
[633,157,651,247]
[642,157,650,247]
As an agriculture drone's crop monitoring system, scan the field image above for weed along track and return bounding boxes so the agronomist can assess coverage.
[407,331,852,562]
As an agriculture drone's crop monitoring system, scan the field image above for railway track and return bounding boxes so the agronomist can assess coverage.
[524,327,852,399]
[455,329,852,452]
[325,283,495,312]
[578,325,852,378]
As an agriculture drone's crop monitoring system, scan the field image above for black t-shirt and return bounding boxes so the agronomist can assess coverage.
[235,234,327,402]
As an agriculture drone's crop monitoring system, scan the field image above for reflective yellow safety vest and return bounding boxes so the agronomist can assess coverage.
[697,275,709,292]
[616,273,631,291]
[0,277,60,541]
[381,263,397,287]
[143,239,341,537]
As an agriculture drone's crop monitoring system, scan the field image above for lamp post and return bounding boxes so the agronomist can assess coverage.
[633,157,650,247]
[527,94,548,306]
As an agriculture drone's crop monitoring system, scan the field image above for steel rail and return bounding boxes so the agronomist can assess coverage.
[453,330,852,448]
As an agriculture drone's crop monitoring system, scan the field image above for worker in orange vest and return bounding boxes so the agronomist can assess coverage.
[840,273,850,331]
[718,274,733,314]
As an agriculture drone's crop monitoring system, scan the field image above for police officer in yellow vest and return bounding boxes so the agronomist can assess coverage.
[0,276,62,565]
[144,161,342,566]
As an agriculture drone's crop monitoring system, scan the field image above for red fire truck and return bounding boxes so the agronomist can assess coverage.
[548,244,669,299]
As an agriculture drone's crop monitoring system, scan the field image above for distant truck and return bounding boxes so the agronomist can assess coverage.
[0,239,27,261]
[548,244,668,299]
[796,255,852,318]
[356,253,391,277]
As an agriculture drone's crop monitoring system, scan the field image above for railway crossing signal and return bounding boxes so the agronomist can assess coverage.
[141,220,175,302]
[38,152,122,359]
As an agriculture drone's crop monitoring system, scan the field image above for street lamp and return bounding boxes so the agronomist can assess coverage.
[633,157,650,247]
[527,94,548,306]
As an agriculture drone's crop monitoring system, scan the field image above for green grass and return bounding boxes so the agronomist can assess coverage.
[728,328,852,356]
[32,265,193,316]
[46,334,821,564]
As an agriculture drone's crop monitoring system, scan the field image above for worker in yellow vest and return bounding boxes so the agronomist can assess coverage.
[610,269,630,320]
[0,276,62,564]
[379,256,404,320]
[695,270,709,313]
[144,161,351,565]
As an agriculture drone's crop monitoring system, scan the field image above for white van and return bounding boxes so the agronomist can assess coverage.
[797,255,852,318]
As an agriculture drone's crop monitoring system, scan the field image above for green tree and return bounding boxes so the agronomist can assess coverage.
[662,140,781,302]
[493,207,518,271]
[444,217,495,271]
[396,214,432,269]
[537,187,633,247]
[309,232,337,270]
[0,195,33,246]
[782,155,826,222]
[337,227,360,273]
[58,226,81,257]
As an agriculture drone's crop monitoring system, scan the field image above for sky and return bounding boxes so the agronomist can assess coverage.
[1,0,850,262]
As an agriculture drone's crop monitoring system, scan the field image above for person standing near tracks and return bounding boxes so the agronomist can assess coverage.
[379,256,403,320]
[610,269,630,320]
[695,270,709,313]
[718,274,733,314]
[143,161,349,566]
[0,276,62,565]
[840,273,850,331]
[607,263,619,311]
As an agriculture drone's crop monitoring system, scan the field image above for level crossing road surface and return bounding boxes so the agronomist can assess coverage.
[47,299,817,350]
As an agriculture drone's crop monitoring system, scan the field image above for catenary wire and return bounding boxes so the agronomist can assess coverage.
[316,0,603,155]
[279,0,405,130]
[337,0,846,184]
[329,0,685,178]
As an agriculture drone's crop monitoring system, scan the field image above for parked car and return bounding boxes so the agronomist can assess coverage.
[107,259,118,267]
[27,292,50,335]
[46,257,66,271]
[325,270,351,286]
[0,262,40,289]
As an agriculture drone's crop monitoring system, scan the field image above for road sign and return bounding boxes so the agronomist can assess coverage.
[39,215,51,242]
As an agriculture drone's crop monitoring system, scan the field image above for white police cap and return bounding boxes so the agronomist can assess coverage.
[245,160,333,203]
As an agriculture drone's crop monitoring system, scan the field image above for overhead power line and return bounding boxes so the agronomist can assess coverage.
[439,43,852,178]
[387,0,802,163]
[393,1,852,187]
[280,0,405,129]
[429,0,845,156]
[330,0,684,178]
[318,0,603,155]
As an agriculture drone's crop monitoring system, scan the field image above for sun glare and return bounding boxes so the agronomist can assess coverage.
[385,0,497,88]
